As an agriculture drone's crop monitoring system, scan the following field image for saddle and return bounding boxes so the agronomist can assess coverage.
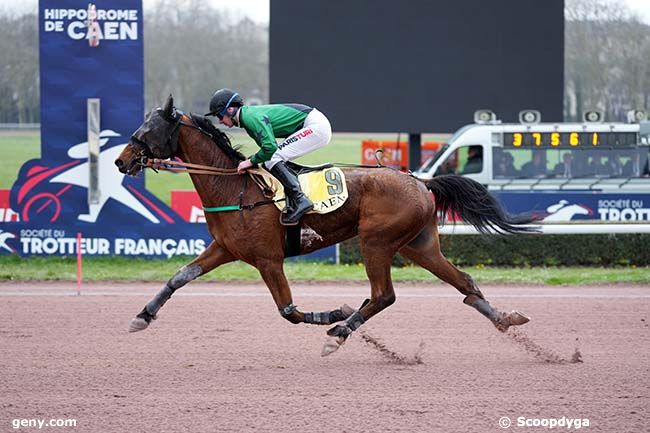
[250,164,349,215]
[285,161,334,175]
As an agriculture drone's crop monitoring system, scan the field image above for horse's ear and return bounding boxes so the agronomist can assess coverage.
[162,94,174,119]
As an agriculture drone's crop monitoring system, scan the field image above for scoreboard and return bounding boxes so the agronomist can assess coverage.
[503,132,639,148]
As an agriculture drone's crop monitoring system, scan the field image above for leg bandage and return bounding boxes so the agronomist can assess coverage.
[303,304,355,325]
[145,285,173,316]
[279,303,298,318]
[345,311,366,331]
[145,264,203,316]
[464,296,501,322]
[326,311,366,338]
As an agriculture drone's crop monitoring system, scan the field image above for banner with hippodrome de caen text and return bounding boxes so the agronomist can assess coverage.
[0,0,335,261]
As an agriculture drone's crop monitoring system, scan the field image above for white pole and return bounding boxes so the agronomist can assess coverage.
[87,98,100,206]
[438,222,650,235]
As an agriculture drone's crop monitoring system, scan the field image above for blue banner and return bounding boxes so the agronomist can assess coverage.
[493,191,650,222]
[0,0,338,262]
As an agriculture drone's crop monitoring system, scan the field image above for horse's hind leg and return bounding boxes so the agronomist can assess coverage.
[323,243,397,355]
[399,223,529,332]
[303,305,356,326]
[129,241,236,332]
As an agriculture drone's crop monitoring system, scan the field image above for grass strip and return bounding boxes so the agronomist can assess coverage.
[0,256,648,285]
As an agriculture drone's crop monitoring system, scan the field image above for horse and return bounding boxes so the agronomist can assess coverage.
[115,95,535,356]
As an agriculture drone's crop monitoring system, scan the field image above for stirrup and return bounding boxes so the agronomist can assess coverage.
[279,203,313,226]
[279,210,300,226]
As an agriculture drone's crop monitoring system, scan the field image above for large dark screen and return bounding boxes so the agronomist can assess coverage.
[270,0,564,132]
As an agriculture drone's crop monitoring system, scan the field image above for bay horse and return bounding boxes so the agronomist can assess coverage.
[115,95,534,356]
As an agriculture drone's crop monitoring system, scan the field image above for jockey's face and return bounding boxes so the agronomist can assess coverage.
[219,115,234,128]
[218,106,238,128]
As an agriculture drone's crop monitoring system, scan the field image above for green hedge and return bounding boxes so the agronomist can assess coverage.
[339,233,650,266]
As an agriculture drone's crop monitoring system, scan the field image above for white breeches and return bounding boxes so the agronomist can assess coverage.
[264,108,332,169]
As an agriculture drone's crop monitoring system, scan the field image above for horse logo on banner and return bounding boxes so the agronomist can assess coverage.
[0,230,17,254]
[543,200,592,222]
[10,130,176,224]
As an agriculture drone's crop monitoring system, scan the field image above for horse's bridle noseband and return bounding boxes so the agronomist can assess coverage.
[128,135,154,168]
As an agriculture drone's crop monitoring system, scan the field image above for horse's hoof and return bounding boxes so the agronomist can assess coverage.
[495,311,530,332]
[507,311,530,326]
[321,336,346,357]
[129,317,149,333]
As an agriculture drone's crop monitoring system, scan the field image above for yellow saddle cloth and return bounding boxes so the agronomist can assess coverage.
[251,166,349,214]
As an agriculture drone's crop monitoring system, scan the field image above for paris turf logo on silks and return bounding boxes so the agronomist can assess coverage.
[0,230,17,254]
[543,200,592,222]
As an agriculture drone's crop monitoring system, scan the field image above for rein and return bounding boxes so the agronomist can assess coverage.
[148,118,279,213]
[146,157,238,176]
[142,117,240,176]
[136,119,409,213]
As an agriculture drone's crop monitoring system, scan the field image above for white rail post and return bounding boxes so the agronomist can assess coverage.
[87,98,101,207]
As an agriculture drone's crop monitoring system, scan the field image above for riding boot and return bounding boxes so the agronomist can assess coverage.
[269,161,313,224]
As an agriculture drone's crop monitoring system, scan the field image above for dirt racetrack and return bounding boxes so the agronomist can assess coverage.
[1,281,648,432]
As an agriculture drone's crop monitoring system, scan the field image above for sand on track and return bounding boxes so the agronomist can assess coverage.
[1,281,648,432]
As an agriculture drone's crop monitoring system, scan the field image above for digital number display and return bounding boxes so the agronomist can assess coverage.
[503,132,638,148]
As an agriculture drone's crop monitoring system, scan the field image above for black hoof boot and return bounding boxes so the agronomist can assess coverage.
[136,307,156,324]
[322,324,352,356]
[129,308,157,333]
[327,324,352,338]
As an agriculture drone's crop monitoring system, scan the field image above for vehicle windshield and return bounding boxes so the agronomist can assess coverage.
[419,143,450,172]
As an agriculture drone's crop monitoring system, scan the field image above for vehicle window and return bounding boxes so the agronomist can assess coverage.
[494,147,650,179]
[493,149,520,178]
[420,143,449,172]
[435,145,483,175]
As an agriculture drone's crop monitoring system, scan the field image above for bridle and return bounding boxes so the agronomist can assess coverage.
[129,110,183,172]
[128,112,279,212]
[128,112,248,179]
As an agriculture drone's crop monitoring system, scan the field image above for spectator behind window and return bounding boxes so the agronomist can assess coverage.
[495,152,518,178]
[606,153,623,177]
[461,146,483,174]
[520,151,546,177]
[553,152,573,178]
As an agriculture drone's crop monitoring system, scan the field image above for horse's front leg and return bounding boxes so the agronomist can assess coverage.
[129,242,236,332]
[256,260,355,327]
[322,248,396,356]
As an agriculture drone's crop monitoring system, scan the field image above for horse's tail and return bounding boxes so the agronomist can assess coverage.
[424,175,539,234]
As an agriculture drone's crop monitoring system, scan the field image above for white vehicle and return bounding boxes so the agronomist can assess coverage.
[414,109,650,193]
[414,110,650,226]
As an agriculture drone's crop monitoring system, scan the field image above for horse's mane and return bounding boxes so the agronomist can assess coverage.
[190,113,246,162]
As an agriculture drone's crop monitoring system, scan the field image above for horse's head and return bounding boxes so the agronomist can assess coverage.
[115,94,181,175]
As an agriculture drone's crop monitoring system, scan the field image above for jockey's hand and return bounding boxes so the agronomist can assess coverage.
[237,159,254,174]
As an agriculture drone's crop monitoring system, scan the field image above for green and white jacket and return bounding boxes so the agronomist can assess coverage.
[238,104,313,165]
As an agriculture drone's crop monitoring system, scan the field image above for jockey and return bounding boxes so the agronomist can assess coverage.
[205,88,332,224]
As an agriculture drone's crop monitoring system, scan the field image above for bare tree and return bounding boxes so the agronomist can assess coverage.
[565,0,650,121]
[3,1,649,124]
[144,0,268,112]
[0,2,268,122]
[0,12,39,123]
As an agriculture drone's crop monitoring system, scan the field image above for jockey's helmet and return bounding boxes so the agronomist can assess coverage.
[205,88,244,119]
